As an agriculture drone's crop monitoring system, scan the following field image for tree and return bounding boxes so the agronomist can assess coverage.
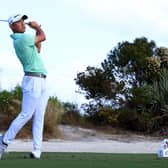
[75,37,165,130]
[102,37,156,87]
[75,37,156,107]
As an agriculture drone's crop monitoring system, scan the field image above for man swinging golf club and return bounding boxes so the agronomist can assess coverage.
[0,14,49,159]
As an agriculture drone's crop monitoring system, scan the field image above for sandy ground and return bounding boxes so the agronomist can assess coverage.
[5,125,162,154]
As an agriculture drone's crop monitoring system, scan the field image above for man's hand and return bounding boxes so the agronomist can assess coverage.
[28,21,41,29]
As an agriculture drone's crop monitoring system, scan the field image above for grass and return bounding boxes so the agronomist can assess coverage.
[0,153,168,168]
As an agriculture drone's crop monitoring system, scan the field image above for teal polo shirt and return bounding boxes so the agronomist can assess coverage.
[10,33,47,75]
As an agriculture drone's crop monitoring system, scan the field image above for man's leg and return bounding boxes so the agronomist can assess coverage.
[0,136,7,159]
[0,90,39,159]
[31,79,48,158]
[3,92,39,144]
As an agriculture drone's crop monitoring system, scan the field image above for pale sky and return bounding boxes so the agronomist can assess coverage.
[1,0,168,106]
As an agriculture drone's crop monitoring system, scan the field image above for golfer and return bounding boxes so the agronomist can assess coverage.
[0,14,48,159]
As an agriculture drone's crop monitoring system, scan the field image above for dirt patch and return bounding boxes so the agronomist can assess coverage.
[58,125,161,142]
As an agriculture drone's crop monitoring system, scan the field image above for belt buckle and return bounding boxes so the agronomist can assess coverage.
[40,74,46,78]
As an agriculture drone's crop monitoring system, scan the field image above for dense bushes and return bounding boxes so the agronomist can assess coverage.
[75,38,168,133]
[0,86,83,138]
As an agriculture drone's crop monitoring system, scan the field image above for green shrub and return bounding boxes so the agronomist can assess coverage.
[0,88,65,139]
[97,107,119,126]
[44,96,65,137]
[61,102,83,126]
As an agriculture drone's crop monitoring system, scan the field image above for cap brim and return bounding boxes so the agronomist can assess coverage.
[22,15,28,20]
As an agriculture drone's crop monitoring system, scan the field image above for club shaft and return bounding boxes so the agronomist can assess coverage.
[0,19,8,22]
[0,20,41,26]
[0,20,30,26]
[0,19,26,23]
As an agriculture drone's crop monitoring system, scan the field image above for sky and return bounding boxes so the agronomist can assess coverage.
[1,0,168,107]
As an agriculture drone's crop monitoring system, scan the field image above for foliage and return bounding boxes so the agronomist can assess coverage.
[0,90,13,115]
[0,85,22,116]
[75,37,156,104]
[97,106,119,126]
[146,56,161,82]
[44,96,65,130]
[0,87,65,138]
[11,85,22,100]
[81,102,118,126]
[61,102,85,126]
[101,37,156,87]
[150,69,168,107]
[126,85,154,111]
[145,69,168,131]
[75,37,160,132]
[109,58,168,132]
[75,66,124,103]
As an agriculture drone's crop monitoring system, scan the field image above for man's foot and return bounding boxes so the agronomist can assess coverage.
[0,135,8,159]
[29,150,41,159]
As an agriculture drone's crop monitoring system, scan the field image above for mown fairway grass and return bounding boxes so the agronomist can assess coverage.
[0,153,168,168]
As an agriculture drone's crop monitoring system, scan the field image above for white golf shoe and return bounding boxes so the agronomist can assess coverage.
[0,135,8,159]
[29,150,41,159]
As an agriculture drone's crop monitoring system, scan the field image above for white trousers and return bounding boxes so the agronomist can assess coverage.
[3,76,48,151]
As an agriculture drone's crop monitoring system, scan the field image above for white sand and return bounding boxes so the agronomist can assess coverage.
[7,139,160,153]
[5,125,162,154]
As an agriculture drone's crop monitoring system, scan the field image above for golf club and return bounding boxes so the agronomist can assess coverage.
[0,19,8,22]
[0,19,41,26]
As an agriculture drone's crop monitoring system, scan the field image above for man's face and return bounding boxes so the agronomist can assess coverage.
[10,19,26,33]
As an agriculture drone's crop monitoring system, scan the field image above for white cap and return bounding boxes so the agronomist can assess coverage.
[8,14,28,25]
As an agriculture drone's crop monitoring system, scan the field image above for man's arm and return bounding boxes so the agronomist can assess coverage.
[35,43,41,53]
[28,21,46,52]
[35,31,42,53]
